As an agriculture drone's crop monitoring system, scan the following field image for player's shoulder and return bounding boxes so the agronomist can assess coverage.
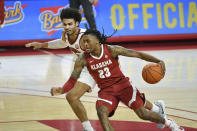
[106,44,125,58]
[106,44,116,52]
[107,45,128,52]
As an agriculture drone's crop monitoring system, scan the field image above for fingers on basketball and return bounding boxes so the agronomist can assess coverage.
[142,63,164,84]
[50,88,54,96]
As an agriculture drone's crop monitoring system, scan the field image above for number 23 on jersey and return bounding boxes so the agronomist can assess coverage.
[98,67,111,78]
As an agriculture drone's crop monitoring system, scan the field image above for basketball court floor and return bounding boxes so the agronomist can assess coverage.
[0,47,197,131]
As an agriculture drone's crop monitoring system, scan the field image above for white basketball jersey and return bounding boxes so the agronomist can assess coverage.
[64,28,86,56]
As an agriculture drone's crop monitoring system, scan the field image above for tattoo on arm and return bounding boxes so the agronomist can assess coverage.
[71,55,87,79]
[108,45,136,58]
[108,45,162,63]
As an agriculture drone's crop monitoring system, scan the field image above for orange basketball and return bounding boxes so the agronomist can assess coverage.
[142,63,163,84]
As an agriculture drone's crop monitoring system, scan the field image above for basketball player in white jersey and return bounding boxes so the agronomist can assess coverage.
[26,8,95,131]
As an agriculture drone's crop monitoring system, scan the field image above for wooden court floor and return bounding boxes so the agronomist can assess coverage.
[0,49,197,131]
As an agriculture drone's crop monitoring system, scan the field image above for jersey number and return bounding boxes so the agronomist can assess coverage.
[98,67,111,78]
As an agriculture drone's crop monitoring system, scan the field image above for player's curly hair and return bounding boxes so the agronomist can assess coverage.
[84,28,117,44]
[60,8,81,23]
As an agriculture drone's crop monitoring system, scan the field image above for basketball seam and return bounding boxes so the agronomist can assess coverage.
[148,66,163,76]
[147,67,158,83]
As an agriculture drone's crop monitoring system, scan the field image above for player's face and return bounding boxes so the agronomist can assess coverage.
[62,18,79,35]
[83,34,99,53]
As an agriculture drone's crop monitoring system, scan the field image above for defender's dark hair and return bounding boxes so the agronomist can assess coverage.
[84,29,117,44]
[60,8,82,23]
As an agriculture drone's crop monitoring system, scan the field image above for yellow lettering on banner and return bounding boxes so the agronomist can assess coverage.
[41,13,53,29]
[128,4,139,29]
[156,3,162,29]
[186,57,197,82]
[53,17,59,24]
[110,4,125,30]
[188,2,197,28]
[142,4,154,29]
[4,3,23,24]
[40,13,61,30]
[178,3,185,28]
[164,3,177,28]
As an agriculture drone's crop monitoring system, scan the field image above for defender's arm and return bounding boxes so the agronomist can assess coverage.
[26,31,68,49]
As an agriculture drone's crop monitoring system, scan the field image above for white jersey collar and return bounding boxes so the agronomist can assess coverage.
[90,44,104,59]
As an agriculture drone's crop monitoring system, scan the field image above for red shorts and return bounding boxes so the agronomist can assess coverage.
[96,78,145,117]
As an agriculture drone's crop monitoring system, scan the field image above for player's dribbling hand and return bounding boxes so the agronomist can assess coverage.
[158,60,166,78]
[25,42,43,50]
[50,87,64,96]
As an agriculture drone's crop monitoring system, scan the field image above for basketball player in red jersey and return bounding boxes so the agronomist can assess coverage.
[0,0,5,29]
[60,29,185,131]
[26,8,95,131]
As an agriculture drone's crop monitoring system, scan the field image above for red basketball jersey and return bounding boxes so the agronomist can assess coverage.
[84,44,125,89]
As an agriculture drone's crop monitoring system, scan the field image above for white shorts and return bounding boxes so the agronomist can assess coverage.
[72,56,96,89]
[78,67,96,89]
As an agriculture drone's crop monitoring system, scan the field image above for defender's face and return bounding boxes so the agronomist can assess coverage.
[62,18,79,35]
[83,34,99,53]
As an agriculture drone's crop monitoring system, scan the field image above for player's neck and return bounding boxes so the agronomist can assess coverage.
[68,28,79,43]
[91,44,102,57]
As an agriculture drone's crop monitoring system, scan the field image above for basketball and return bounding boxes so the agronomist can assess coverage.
[142,63,163,84]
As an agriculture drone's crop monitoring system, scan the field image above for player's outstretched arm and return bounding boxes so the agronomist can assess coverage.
[25,42,48,50]
[47,30,68,49]
[26,30,68,50]
[25,39,67,50]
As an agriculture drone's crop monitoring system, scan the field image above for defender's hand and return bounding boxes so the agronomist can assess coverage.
[25,42,44,50]
[50,87,64,96]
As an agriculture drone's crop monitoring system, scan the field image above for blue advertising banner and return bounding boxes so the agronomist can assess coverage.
[0,0,197,42]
